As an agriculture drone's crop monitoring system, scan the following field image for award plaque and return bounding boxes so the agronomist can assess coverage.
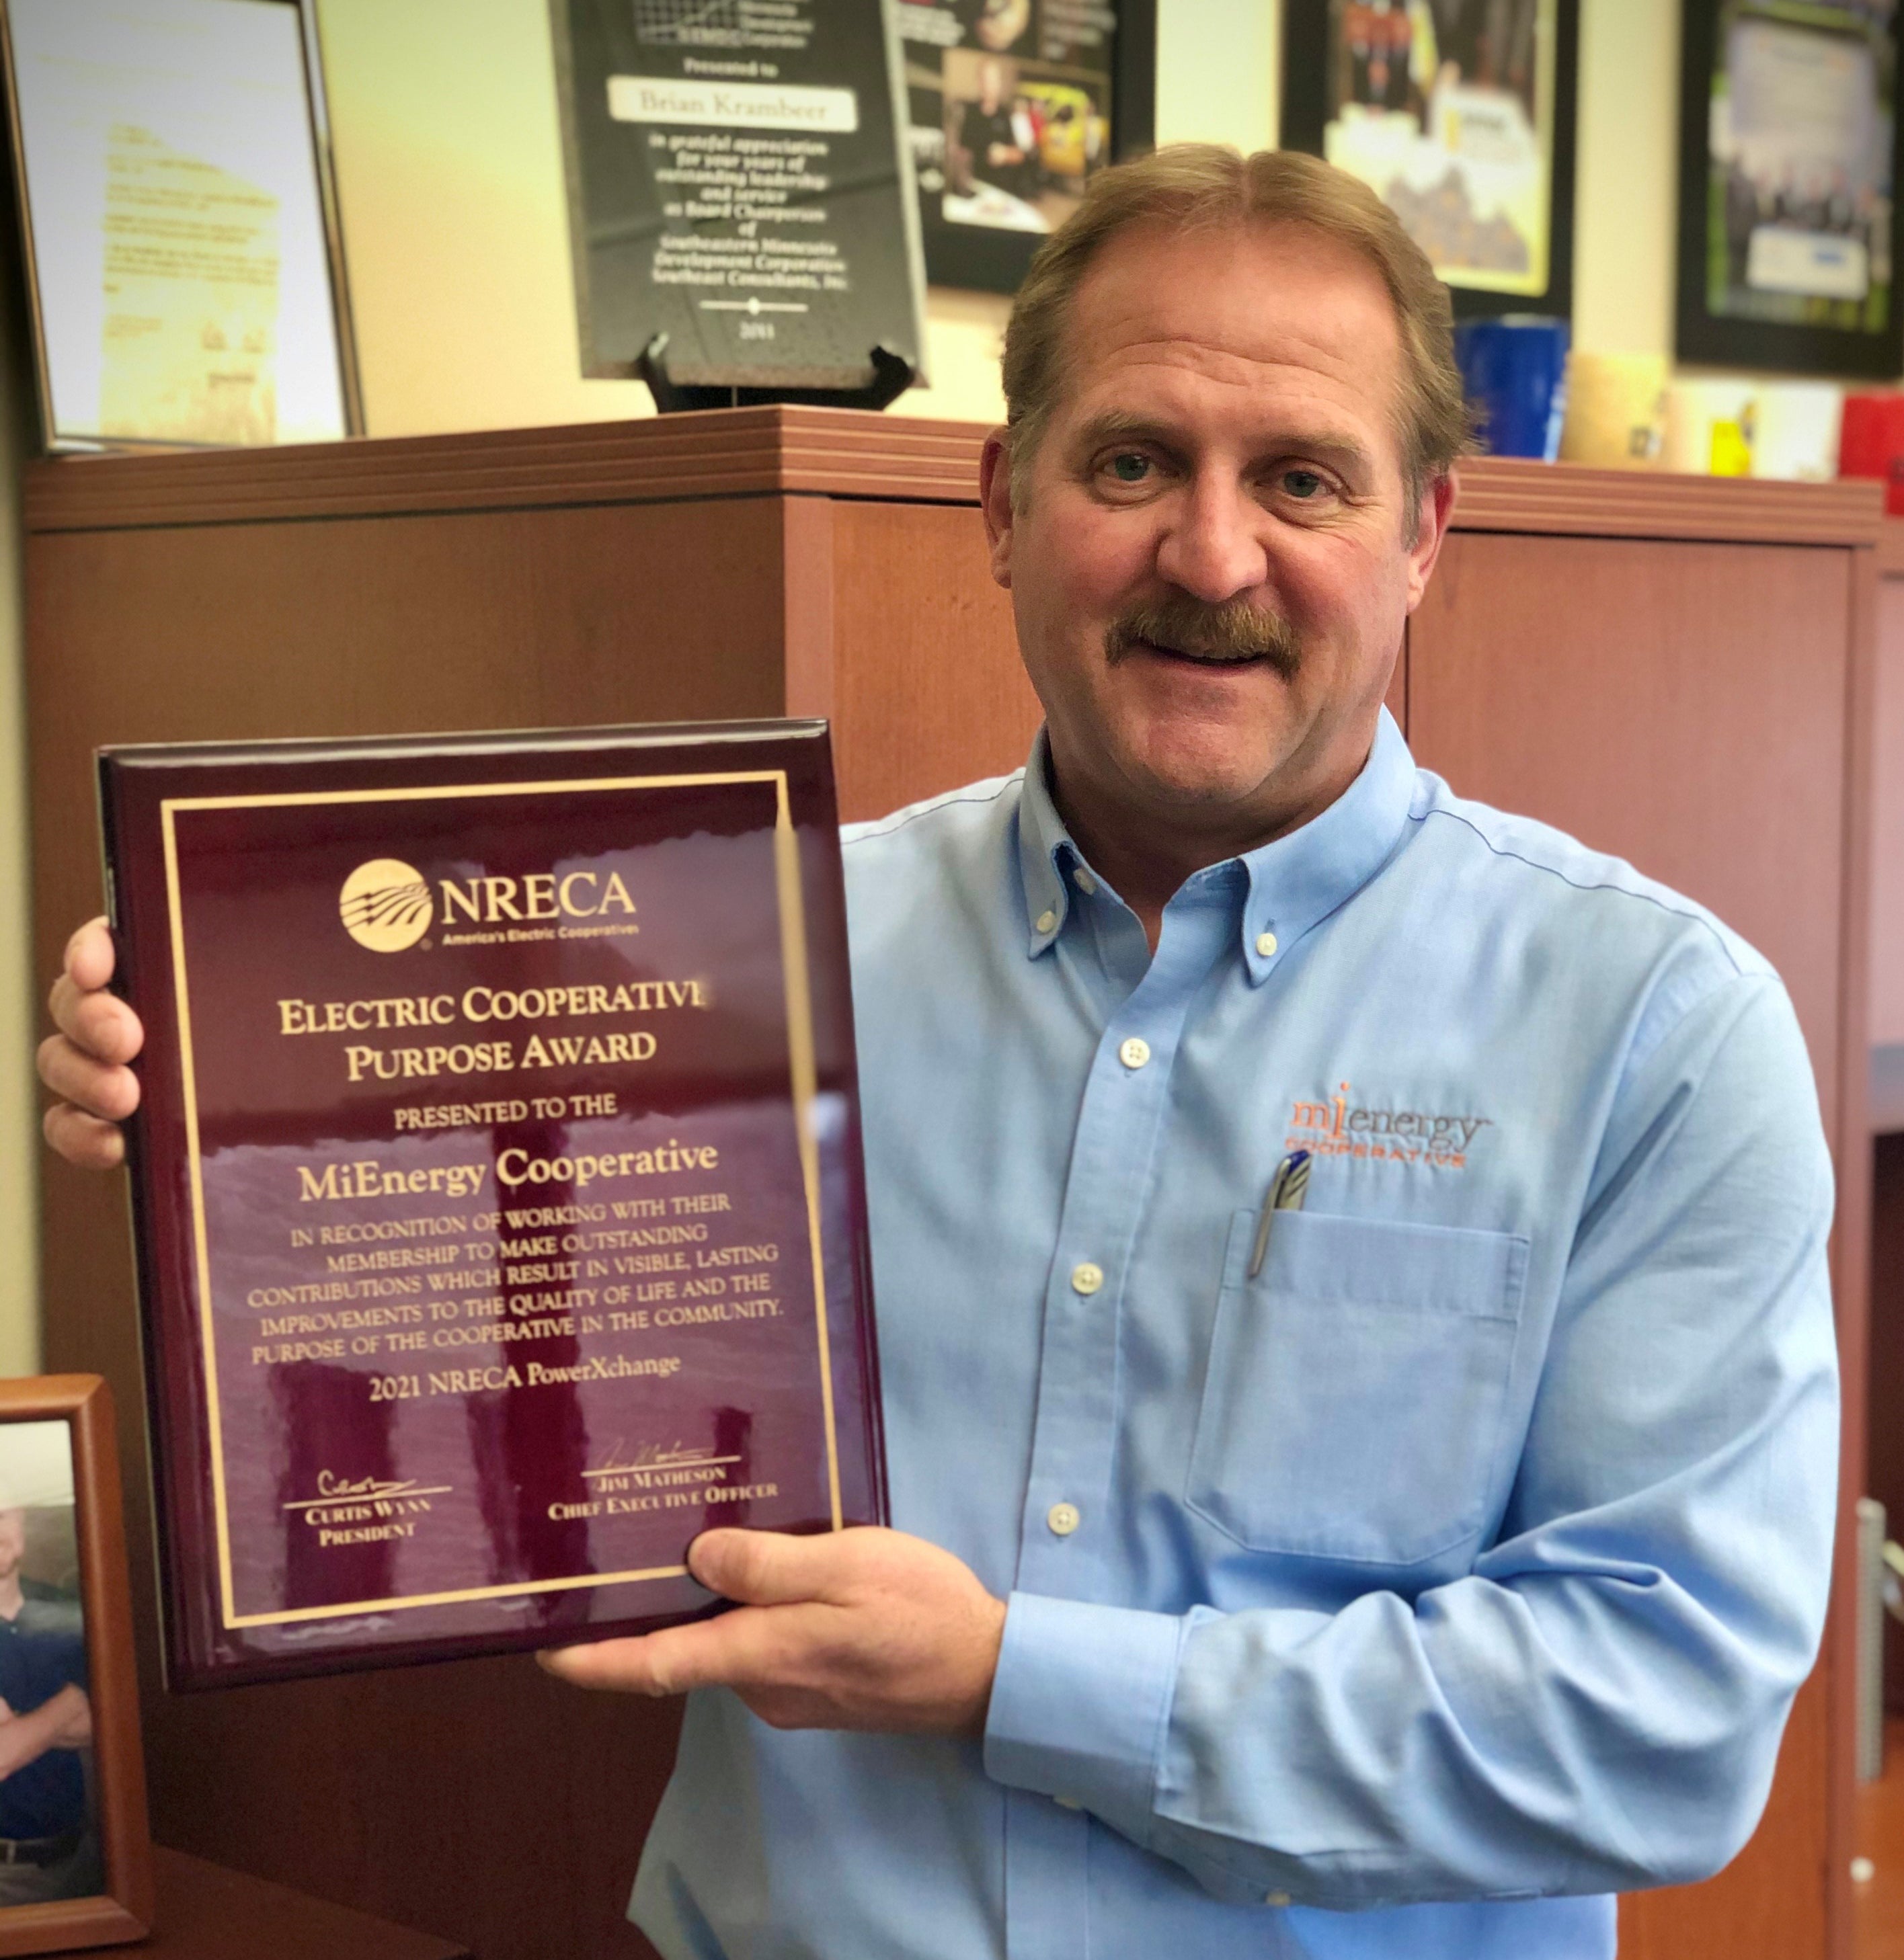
[552,0,926,395]
[99,720,883,1688]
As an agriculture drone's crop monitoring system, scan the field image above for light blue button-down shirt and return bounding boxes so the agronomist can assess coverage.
[632,709,1839,1960]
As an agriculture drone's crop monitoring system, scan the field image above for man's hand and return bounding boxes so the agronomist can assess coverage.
[46,1686,91,1750]
[38,917,143,1168]
[539,1526,1007,1736]
[0,1686,91,1779]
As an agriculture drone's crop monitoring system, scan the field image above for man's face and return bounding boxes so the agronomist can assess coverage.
[978,60,1004,112]
[982,220,1452,850]
[0,1510,28,1580]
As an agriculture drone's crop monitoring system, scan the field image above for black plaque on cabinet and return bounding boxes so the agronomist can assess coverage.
[553,0,926,395]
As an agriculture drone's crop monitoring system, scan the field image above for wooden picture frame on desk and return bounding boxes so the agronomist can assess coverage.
[0,1375,152,1957]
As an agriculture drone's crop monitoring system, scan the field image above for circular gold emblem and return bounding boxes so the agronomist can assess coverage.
[338,859,433,952]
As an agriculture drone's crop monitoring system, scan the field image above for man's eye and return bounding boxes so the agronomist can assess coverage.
[1281,468,1327,499]
[1107,453,1152,483]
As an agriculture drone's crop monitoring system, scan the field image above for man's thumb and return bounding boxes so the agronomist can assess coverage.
[687,1528,835,1604]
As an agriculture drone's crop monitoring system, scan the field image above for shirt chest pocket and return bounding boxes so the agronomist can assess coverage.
[1186,1209,1530,1565]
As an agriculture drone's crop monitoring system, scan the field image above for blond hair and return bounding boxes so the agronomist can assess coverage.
[1000,145,1471,507]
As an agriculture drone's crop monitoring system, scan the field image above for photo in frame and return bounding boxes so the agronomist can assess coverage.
[1675,0,1904,378]
[1281,0,1579,320]
[898,0,1156,294]
[0,1376,151,1959]
[0,0,362,452]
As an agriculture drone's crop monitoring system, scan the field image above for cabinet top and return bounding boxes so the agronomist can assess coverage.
[22,403,1885,549]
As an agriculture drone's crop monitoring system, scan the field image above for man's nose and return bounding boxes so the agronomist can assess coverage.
[1153,476,1270,604]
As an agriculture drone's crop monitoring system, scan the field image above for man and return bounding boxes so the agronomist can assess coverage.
[40,148,1837,1957]
[952,57,1032,202]
[0,1506,96,1906]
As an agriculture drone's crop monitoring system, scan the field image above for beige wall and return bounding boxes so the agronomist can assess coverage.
[1573,0,1679,361]
[1156,0,1278,155]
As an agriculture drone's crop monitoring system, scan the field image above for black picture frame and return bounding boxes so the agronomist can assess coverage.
[1281,0,1578,322]
[910,0,1156,296]
[1675,0,1904,379]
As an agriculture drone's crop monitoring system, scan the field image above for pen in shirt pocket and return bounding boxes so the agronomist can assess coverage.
[1248,1149,1311,1278]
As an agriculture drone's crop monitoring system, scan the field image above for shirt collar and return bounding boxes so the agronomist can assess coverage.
[1016,707,1418,978]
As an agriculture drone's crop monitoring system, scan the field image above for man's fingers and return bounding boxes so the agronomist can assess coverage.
[48,974,143,1065]
[42,1104,127,1170]
[37,1036,140,1124]
[688,1528,847,1606]
[40,926,144,1174]
[539,1608,788,1697]
[63,917,116,994]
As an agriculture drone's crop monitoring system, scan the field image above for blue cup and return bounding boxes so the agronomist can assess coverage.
[1453,315,1571,462]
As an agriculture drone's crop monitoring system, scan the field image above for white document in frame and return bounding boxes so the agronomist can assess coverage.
[7,0,349,446]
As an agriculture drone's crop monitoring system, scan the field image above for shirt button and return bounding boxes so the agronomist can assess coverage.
[1047,1502,1080,1536]
[1070,1262,1103,1295]
[1265,1891,1292,1908]
[1118,1036,1151,1070]
[1257,931,1279,958]
[1072,867,1097,895]
[1036,909,1058,934]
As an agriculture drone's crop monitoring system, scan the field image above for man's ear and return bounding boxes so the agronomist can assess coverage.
[979,427,1015,591]
[1403,467,1458,613]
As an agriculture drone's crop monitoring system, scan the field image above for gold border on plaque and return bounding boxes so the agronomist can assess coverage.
[159,769,842,1630]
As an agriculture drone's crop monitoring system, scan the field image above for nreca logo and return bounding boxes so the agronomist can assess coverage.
[339,859,434,952]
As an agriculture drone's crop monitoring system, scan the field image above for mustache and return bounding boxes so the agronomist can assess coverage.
[1105,597,1301,675]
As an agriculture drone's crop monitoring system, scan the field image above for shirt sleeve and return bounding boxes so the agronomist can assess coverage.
[982,973,1840,1910]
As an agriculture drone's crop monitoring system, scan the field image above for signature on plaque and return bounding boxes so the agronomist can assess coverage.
[582,1442,741,1494]
[280,1472,453,1545]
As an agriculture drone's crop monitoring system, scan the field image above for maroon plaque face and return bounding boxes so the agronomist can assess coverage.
[100,722,881,1686]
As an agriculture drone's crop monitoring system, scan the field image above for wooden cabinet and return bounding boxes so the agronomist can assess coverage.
[137,1848,467,1959]
[1406,492,1878,1960]
[22,415,1878,1960]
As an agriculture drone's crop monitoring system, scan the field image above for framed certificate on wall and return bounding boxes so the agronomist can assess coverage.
[1282,0,1579,321]
[1675,0,1904,378]
[0,0,361,451]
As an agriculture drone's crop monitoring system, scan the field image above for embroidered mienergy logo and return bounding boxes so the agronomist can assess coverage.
[1286,1083,1491,1170]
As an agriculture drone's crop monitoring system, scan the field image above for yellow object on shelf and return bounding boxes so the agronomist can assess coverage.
[1559,352,1667,469]
[1664,379,1757,477]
